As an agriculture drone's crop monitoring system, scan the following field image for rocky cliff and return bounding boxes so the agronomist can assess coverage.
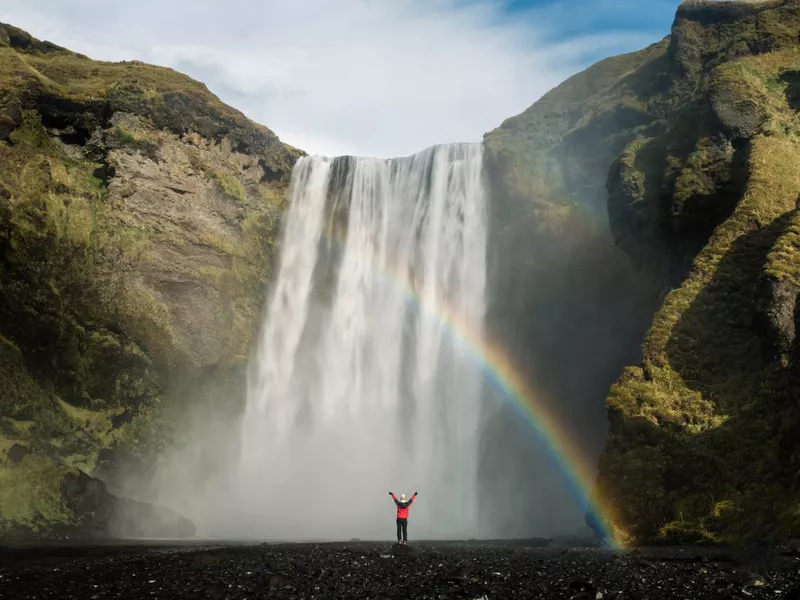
[599,0,800,546]
[484,0,800,545]
[477,22,669,539]
[0,23,301,538]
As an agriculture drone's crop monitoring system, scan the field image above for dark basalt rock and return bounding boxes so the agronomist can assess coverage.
[62,472,196,539]
[755,274,800,362]
[1,22,74,54]
[0,543,798,600]
[0,115,16,141]
[710,85,766,141]
[391,542,418,560]
[6,443,29,464]
[675,0,781,28]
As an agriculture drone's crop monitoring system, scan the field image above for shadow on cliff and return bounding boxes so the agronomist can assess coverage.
[782,71,800,113]
[478,205,665,537]
[608,209,800,541]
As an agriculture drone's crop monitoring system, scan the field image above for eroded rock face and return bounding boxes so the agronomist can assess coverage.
[100,112,282,371]
[479,24,667,538]
[0,22,301,538]
[483,0,800,545]
[755,275,800,362]
[597,0,800,545]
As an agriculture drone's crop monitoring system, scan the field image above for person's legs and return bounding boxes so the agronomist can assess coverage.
[396,519,402,542]
[401,519,408,542]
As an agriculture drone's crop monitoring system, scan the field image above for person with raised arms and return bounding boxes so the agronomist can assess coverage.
[389,491,418,545]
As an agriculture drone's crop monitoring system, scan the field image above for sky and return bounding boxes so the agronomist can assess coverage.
[0,0,679,157]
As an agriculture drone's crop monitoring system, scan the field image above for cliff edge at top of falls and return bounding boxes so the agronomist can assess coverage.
[483,0,800,546]
[0,22,303,539]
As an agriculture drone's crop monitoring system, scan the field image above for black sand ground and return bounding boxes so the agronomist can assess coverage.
[1,540,799,599]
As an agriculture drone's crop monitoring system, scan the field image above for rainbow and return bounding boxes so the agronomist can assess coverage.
[315,223,623,549]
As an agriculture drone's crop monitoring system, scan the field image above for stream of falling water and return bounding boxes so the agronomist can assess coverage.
[235,143,487,540]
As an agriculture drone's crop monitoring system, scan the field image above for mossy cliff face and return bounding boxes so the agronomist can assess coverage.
[478,24,667,537]
[0,23,302,538]
[482,0,800,544]
[588,0,800,545]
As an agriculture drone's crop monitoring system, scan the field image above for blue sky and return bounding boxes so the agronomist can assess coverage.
[0,0,680,157]
[503,0,677,32]
[501,0,678,57]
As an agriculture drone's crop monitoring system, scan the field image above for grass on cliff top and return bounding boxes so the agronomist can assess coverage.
[492,37,670,141]
[483,37,672,221]
[0,40,284,144]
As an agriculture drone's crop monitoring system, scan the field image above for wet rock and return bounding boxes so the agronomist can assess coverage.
[62,471,196,539]
[110,409,134,429]
[109,497,196,539]
[7,443,29,464]
[727,568,758,586]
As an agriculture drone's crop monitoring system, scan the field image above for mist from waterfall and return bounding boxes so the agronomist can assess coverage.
[225,143,488,540]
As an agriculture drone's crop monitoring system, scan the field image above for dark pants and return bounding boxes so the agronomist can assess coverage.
[396,518,408,541]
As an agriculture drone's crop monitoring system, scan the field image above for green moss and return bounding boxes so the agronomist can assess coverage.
[209,170,246,202]
[0,28,302,165]
[584,4,800,545]
[765,211,800,285]
[601,133,800,545]
[109,124,160,158]
[0,108,166,530]
[484,37,671,219]
[0,455,71,532]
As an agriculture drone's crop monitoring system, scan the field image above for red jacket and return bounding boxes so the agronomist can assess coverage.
[391,493,417,519]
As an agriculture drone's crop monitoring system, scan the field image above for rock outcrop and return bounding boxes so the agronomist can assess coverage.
[597,0,800,546]
[477,24,668,538]
[485,0,800,544]
[0,22,302,538]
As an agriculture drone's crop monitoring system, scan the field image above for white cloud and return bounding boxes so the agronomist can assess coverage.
[0,0,667,157]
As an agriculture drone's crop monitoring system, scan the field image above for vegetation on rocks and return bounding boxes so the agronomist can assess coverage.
[483,0,800,544]
[0,22,301,537]
[478,28,668,539]
[595,0,800,545]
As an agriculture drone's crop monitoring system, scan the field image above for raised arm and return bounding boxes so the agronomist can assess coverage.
[389,492,399,505]
[409,491,418,504]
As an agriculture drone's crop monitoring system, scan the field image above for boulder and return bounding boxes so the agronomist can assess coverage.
[63,472,195,539]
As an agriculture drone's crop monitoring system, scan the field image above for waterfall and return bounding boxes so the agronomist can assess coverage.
[236,143,488,540]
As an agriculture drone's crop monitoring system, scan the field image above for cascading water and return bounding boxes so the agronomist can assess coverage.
[235,143,488,540]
